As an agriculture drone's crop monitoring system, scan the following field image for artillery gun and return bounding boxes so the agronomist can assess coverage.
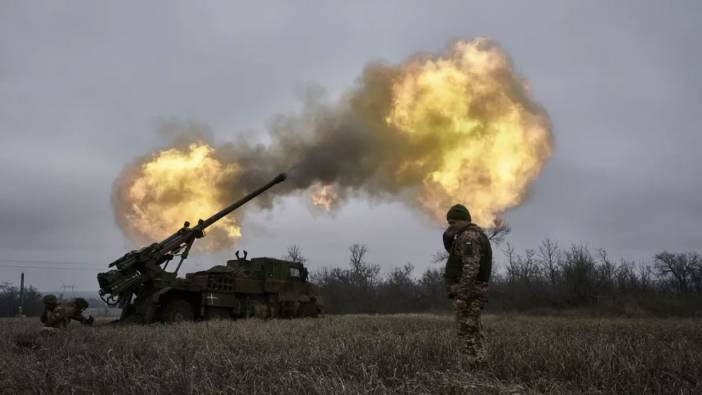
[97,173,323,323]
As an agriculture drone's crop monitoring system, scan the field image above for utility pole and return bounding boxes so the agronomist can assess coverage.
[18,272,25,317]
[59,284,76,300]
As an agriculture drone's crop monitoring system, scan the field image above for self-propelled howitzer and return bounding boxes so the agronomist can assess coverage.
[97,173,289,322]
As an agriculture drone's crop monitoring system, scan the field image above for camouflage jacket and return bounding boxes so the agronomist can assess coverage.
[444,223,492,287]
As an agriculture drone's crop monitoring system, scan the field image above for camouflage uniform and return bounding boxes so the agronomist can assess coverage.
[40,294,58,325]
[41,297,93,328]
[444,223,492,365]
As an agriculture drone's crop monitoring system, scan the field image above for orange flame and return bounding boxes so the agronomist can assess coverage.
[386,38,552,226]
[310,184,339,211]
[120,143,241,250]
[113,38,552,248]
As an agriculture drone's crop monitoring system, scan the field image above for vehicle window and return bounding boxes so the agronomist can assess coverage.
[289,267,301,278]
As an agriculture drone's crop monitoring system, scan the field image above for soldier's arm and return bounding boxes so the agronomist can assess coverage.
[458,229,483,285]
[70,311,84,322]
[67,307,92,324]
[77,313,94,325]
[75,310,95,325]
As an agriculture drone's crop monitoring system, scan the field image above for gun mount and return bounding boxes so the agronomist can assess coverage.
[97,172,321,323]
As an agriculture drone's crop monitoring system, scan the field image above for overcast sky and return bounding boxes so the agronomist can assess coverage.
[1,1,700,292]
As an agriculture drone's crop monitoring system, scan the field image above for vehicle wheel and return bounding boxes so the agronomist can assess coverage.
[278,301,297,319]
[297,302,319,318]
[160,299,194,323]
[251,301,272,319]
[143,303,159,323]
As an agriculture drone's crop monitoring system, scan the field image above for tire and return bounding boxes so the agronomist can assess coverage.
[297,302,319,318]
[278,301,297,319]
[160,299,194,323]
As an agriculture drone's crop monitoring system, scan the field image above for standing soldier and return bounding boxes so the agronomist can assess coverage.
[41,296,94,328]
[443,204,492,366]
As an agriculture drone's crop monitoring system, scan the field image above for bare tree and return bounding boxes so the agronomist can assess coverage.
[655,252,698,294]
[689,253,702,294]
[503,242,518,283]
[348,244,380,287]
[560,244,598,304]
[522,249,539,284]
[285,245,307,264]
[349,244,368,267]
[596,248,616,292]
[347,244,380,312]
[638,264,653,291]
[486,218,511,245]
[614,259,638,292]
[538,239,560,287]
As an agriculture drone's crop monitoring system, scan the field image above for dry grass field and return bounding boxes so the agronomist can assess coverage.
[1,314,700,394]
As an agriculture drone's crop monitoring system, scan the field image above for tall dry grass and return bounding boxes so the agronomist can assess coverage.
[1,314,700,394]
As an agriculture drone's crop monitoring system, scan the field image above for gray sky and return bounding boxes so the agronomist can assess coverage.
[1,1,700,291]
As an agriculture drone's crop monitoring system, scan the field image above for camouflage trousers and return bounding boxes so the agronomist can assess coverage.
[454,281,488,365]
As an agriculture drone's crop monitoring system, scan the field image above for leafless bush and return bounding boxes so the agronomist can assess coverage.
[284,245,307,264]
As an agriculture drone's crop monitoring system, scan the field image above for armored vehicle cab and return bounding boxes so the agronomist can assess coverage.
[172,253,322,322]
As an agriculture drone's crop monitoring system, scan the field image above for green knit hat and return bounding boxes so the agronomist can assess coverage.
[446,204,471,222]
[42,294,57,305]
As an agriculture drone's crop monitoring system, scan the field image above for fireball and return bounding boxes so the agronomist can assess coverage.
[117,143,241,250]
[387,39,552,226]
[310,184,340,211]
[113,38,552,248]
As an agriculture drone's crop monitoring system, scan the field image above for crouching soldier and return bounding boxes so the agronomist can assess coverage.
[41,295,94,328]
[40,294,59,325]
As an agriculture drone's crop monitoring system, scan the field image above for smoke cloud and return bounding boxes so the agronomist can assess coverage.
[113,38,553,249]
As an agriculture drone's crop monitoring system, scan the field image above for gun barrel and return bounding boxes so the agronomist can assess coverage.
[199,172,287,229]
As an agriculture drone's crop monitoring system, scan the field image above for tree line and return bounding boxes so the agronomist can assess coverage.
[298,241,702,317]
[0,283,43,317]
[2,240,699,318]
